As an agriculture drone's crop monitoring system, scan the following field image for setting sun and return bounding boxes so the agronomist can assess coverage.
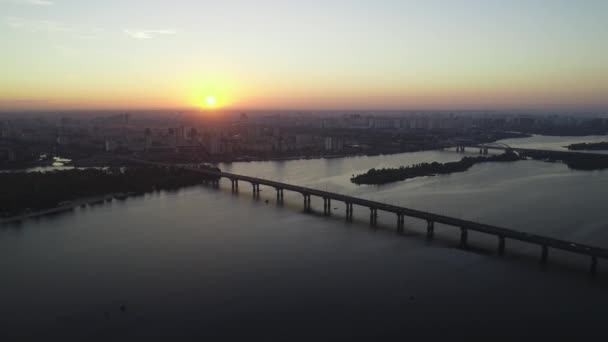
[205,96,216,107]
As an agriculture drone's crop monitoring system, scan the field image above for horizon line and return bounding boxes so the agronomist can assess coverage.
[1,105,607,115]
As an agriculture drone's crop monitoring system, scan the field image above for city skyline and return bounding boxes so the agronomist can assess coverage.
[1,0,607,111]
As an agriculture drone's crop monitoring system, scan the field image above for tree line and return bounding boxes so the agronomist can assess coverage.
[351,152,523,185]
[0,167,220,218]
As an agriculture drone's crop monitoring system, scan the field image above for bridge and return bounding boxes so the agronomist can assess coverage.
[452,142,608,159]
[129,158,608,276]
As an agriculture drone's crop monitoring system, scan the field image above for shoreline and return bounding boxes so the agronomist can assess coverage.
[0,192,135,225]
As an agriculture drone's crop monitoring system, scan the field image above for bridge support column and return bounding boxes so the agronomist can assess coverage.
[303,194,311,212]
[345,203,349,220]
[479,148,483,154]
[323,198,328,215]
[498,236,505,256]
[541,245,548,264]
[370,208,378,226]
[276,188,283,203]
[460,227,468,248]
[396,214,404,233]
[345,203,353,221]
[231,179,239,192]
[483,147,489,155]
[426,221,434,239]
[591,256,598,276]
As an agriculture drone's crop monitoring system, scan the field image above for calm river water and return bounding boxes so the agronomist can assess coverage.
[2,135,608,340]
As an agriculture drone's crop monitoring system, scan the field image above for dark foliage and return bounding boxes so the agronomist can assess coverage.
[567,142,608,151]
[351,152,523,185]
[0,167,220,217]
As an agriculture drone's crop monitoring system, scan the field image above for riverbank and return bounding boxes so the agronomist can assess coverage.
[0,192,137,225]
[0,166,220,220]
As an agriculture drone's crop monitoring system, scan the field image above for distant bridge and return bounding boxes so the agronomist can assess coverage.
[450,142,608,159]
[128,158,608,276]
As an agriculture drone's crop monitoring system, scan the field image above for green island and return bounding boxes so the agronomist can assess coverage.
[0,166,220,219]
[351,151,523,185]
[566,142,608,151]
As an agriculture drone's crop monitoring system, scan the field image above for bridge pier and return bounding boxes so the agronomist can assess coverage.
[498,236,506,256]
[426,220,434,239]
[231,179,239,192]
[477,147,489,155]
[252,183,260,197]
[591,256,598,276]
[369,208,378,226]
[345,203,353,221]
[460,227,468,248]
[276,188,284,203]
[303,194,311,212]
[541,245,548,264]
[323,198,331,216]
[396,214,404,233]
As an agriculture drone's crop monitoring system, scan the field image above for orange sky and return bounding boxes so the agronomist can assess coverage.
[1,1,607,111]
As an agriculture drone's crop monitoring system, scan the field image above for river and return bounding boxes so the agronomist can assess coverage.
[2,135,608,340]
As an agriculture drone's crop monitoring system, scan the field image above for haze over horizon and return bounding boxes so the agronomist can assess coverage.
[1,0,607,112]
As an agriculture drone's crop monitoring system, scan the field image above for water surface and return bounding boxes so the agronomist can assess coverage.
[2,135,608,340]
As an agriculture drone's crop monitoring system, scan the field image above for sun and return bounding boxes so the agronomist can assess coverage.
[205,96,216,107]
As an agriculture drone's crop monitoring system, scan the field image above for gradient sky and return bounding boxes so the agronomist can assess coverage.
[1,0,607,111]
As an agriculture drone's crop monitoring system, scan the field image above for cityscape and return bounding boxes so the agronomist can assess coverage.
[3,110,607,167]
[1,1,608,341]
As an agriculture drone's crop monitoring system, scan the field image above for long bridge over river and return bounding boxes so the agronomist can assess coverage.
[130,158,608,276]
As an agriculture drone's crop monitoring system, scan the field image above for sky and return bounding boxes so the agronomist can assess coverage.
[0,0,607,111]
